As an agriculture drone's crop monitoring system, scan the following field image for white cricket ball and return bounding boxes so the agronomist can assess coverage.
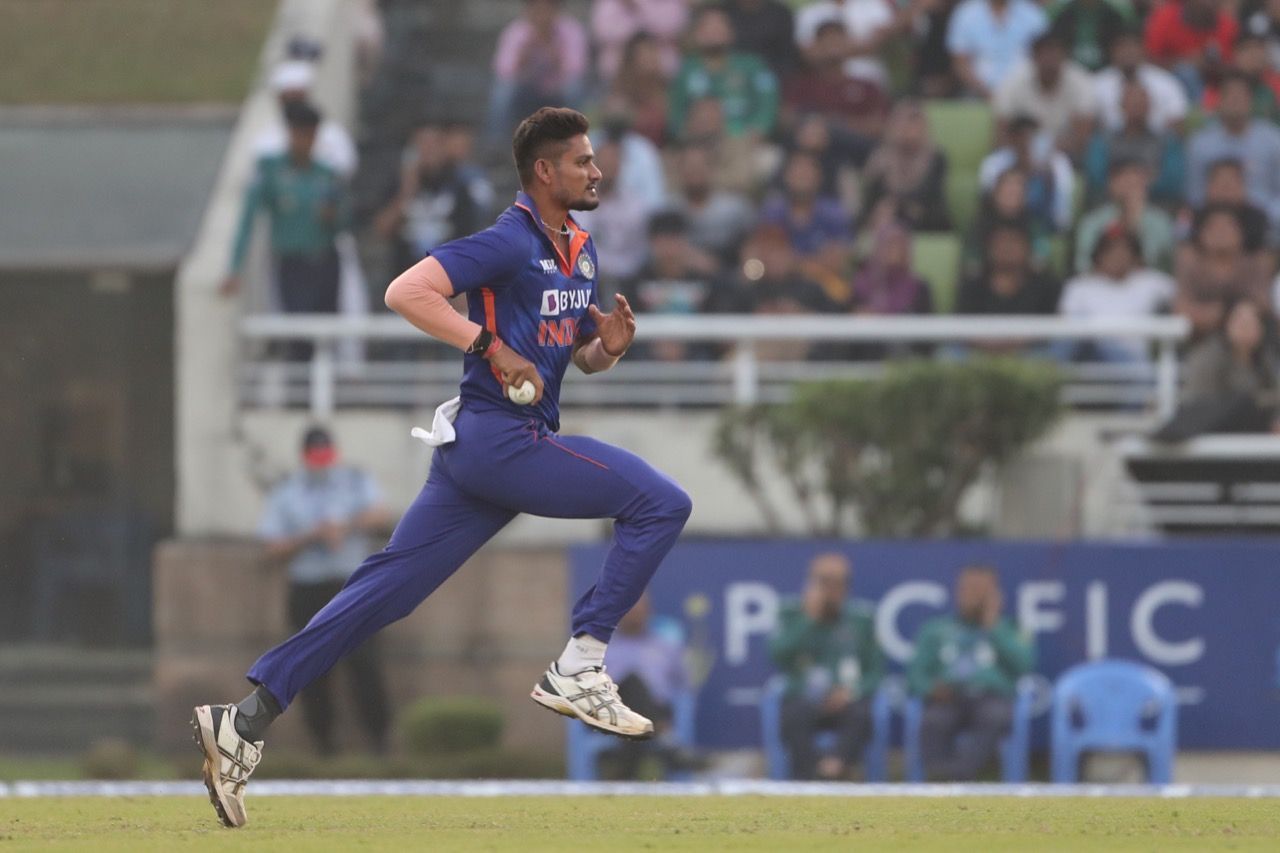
[507,380,536,405]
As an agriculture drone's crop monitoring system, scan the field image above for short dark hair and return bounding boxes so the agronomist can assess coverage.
[511,107,590,187]
[1092,225,1143,267]
[1108,155,1149,177]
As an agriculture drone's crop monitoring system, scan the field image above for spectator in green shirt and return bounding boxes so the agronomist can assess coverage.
[668,5,780,141]
[908,565,1035,781]
[768,553,884,780]
[224,101,349,359]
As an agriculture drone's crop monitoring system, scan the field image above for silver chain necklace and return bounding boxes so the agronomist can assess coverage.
[540,217,570,237]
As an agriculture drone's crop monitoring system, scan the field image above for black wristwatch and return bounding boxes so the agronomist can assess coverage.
[466,328,496,357]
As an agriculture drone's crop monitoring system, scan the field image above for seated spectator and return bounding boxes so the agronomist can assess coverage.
[572,134,658,287]
[595,104,667,213]
[1245,0,1280,71]
[908,0,964,97]
[1202,30,1280,120]
[1048,0,1135,72]
[1187,71,1280,239]
[964,167,1055,276]
[608,33,674,146]
[957,224,1062,318]
[782,20,889,143]
[1167,297,1280,435]
[1175,206,1271,339]
[598,594,697,780]
[861,101,951,233]
[994,31,1098,160]
[947,0,1048,97]
[726,0,801,77]
[622,211,721,361]
[374,121,493,273]
[768,553,884,781]
[979,114,1075,234]
[255,60,358,179]
[669,143,755,264]
[668,6,779,141]
[1144,0,1238,101]
[719,226,842,361]
[486,0,588,145]
[1083,81,1186,207]
[1060,226,1176,363]
[1093,27,1189,135]
[789,113,865,198]
[794,0,901,87]
[760,150,854,258]
[1075,157,1176,274]
[908,565,1035,782]
[1188,158,1272,253]
[851,221,934,315]
[590,0,686,84]
[260,427,392,755]
[673,96,763,196]
[225,103,348,359]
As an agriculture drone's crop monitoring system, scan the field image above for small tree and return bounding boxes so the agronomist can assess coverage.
[714,358,1062,537]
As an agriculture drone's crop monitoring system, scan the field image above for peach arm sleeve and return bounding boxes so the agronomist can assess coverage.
[384,256,483,351]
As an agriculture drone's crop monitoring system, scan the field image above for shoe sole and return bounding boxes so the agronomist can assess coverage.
[529,684,654,742]
[192,706,242,828]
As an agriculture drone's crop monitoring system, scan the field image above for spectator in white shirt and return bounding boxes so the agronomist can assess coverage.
[254,60,358,179]
[1093,28,1189,135]
[794,0,900,86]
[994,31,1097,160]
[946,0,1048,97]
[980,114,1076,232]
[1059,226,1175,363]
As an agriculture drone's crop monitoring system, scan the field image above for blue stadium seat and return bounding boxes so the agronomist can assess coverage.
[759,675,892,782]
[565,689,697,781]
[902,677,1036,782]
[1050,659,1177,784]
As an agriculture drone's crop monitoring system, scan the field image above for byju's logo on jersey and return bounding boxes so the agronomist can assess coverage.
[540,288,592,317]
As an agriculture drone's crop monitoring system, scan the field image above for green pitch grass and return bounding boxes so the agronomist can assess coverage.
[5,796,1280,852]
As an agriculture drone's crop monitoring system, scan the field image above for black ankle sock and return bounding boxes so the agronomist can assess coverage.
[233,685,282,741]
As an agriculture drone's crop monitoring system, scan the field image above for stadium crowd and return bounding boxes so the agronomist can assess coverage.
[228,0,1280,431]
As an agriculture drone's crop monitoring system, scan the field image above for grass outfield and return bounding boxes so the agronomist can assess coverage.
[0,0,273,104]
[4,796,1279,852]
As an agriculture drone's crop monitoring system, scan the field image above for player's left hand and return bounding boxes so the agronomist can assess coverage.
[588,294,636,357]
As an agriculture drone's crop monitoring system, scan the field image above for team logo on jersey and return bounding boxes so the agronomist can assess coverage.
[577,254,595,279]
[541,288,591,317]
[540,290,561,316]
[539,259,557,274]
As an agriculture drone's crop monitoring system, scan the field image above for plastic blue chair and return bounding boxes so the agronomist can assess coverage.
[1050,659,1177,784]
[759,675,893,781]
[902,677,1036,782]
[566,689,697,781]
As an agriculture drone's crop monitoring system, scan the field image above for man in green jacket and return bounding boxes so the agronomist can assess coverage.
[224,101,349,359]
[908,565,1036,781]
[668,5,779,141]
[768,553,884,780]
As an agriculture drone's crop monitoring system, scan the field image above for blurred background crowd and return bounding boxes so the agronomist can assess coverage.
[232,0,1280,431]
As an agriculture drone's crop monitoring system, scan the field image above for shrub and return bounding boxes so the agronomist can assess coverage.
[399,696,504,756]
[714,357,1062,537]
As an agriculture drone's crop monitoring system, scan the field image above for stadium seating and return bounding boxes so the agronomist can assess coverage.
[902,676,1036,782]
[1050,659,1177,784]
[565,689,697,781]
[911,233,962,315]
[924,100,993,235]
[759,675,893,782]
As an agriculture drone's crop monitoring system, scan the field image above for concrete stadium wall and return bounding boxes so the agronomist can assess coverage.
[152,539,569,756]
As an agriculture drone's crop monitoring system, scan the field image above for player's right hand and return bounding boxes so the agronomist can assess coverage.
[489,345,544,405]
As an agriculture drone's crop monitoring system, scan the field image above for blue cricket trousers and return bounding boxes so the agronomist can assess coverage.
[247,406,693,710]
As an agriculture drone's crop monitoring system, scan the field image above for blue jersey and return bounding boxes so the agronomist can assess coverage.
[429,191,599,431]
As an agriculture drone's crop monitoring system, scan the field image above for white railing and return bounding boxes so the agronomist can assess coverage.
[238,313,1190,417]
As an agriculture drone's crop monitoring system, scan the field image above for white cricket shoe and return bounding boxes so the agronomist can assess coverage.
[530,664,655,740]
[192,704,263,828]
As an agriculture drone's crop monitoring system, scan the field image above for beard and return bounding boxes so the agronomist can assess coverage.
[568,189,600,211]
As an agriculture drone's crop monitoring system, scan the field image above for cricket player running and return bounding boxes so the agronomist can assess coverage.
[193,107,692,828]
